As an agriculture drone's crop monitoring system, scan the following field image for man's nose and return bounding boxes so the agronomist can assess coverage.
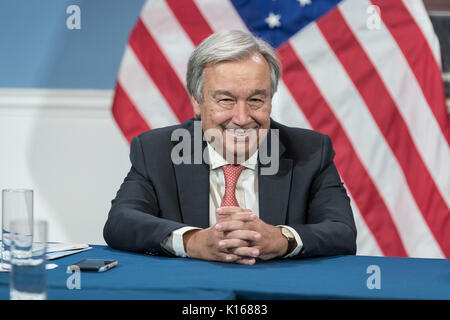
[231,101,252,126]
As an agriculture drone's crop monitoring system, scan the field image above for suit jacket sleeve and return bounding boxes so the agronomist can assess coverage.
[291,134,357,258]
[103,136,187,255]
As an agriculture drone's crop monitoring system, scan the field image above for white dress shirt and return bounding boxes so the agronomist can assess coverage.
[161,143,303,258]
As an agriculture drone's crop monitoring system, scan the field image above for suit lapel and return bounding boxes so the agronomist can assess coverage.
[258,128,293,226]
[173,120,210,228]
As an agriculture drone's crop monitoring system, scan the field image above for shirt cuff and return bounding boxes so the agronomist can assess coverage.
[277,225,303,258]
[161,226,202,258]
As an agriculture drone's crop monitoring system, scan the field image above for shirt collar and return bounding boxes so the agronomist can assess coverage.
[206,143,258,171]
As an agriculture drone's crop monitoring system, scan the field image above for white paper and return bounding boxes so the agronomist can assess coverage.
[46,242,90,253]
[46,247,92,260]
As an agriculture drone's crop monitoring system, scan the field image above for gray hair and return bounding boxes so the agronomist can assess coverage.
[186,30,281,103]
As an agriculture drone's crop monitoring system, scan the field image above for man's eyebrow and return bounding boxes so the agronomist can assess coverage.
[249,89,268,97]
[212,89,268,98]
[212,90,235,98]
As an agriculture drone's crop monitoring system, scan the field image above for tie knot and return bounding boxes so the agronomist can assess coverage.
[222,165,246,182]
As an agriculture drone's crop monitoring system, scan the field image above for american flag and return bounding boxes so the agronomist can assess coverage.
[111,0,450,258]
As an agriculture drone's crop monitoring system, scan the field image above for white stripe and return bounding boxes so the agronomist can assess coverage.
[400,0,442,68]
[289,23,444,258]
[194,0,249,32]
[118,46,179,128]
[271,82,312,130]
[340,0,450,208]
[140,0,195,85]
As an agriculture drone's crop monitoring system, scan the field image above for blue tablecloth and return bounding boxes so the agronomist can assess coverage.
[0,245,449,299]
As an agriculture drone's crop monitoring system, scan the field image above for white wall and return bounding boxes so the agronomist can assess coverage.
[0,89,131,244]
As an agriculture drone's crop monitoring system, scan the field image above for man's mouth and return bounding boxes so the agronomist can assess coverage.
[224,128,257,142]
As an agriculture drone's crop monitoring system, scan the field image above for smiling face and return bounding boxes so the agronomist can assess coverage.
[191,53,272,163]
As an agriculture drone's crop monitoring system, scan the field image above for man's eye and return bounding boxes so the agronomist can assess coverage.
[249,98,264,106]
[219,99,234,103]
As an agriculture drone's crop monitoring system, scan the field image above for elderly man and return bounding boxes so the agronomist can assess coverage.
[103,30,356,265]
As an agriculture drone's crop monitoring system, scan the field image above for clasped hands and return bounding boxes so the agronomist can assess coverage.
[183,207,289,265]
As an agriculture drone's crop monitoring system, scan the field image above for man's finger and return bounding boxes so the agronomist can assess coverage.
[216,207,252,222]
[219,212,257,223]
[215,220,247,232]
[220,253,256,265]
[217,206,249,214]
[230,246,260,258]
[235,257,256,265]
[217,252,248,263]
[218,239,250,251]
[223,229,261,242]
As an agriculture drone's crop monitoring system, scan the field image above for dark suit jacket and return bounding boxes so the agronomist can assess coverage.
[103,118,357,258]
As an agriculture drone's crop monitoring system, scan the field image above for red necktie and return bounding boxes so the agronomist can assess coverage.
[220,165,246,207]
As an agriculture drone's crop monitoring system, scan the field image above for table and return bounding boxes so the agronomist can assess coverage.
[0,245,449,300]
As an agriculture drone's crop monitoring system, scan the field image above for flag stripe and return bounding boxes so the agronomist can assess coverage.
[317,8,449,256]
[339,0,450,209]
[118,46,179,129]
[349,193,383,256]
[130,18,193,123]
[112,83,151,143]
[290,20,443,258]
[400,0,441,66]
[167,0,214,46]
[278,41,408,257]
[139,0,195,87]
[194,0,249,33]
[371,0,450,145]
[271,82,311,130]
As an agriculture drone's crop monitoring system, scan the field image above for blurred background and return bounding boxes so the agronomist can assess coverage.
[0,0,448,248]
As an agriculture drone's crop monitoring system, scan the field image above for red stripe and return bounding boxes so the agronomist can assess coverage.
[166,0,213,46]
[317,9,449,257]
[371,0,450,145]
[112,82,151,144]
[278,42,408,257]
[129,19,193,123]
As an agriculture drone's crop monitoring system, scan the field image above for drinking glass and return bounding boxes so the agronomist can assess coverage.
[1,189,33,270]
[9,220,48,300]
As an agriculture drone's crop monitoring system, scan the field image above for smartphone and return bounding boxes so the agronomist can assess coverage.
[69,259,118,272]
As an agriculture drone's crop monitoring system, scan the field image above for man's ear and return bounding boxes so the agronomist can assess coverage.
[191,96,201,119]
